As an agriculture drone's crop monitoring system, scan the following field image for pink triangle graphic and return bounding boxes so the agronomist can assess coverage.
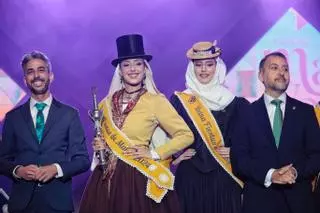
[290,8,307,30]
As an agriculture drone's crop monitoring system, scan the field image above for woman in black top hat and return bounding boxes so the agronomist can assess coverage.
[79,34,193,213]
[170,41,248,213]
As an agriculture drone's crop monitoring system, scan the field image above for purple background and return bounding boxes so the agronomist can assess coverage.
[1,0,319,210]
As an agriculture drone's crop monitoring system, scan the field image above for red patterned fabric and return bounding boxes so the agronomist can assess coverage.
[111,88,147,129]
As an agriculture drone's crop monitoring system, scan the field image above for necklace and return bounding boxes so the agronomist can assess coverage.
[122,92,139,103]
[124,87,142,94]
[122,95,137,104]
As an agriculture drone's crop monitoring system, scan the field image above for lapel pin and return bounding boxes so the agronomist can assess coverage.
[292,106,296,110]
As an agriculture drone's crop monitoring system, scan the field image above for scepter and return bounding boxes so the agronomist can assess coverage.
[88,87,108,170]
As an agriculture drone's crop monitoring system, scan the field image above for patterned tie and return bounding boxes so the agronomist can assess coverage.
[271,99,283,147]
[35,103,47,142]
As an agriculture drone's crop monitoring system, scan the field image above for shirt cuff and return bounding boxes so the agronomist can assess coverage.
[12,165,22,179]
[54,163,63,178]
[292,167,298,179]
[264,168,275,188]
[150,149,160,160]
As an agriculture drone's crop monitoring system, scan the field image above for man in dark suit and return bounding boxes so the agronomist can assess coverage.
[231,52,320,213]
[0,51,90,213]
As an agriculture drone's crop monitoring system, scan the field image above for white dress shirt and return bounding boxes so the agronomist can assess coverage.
[13,94,63,178]
[30,95,53,127]
[263,93,286,129]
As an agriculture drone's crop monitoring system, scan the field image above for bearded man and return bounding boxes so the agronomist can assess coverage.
[231,52,320,213]
[0,51,90,213]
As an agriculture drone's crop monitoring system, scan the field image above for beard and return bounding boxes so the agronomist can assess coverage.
[27,77,50,95]
[269,78,289,93]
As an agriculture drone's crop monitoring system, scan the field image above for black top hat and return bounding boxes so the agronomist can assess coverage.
[111,34,152,67]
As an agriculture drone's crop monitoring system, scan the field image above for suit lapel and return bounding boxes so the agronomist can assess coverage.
[221,98,236,142]
[20,100,39,142]
[253,96,276,146]
[41,98,62,142]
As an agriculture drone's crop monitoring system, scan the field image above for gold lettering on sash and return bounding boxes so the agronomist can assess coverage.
[176,92,243,188]
[98,99,175,203]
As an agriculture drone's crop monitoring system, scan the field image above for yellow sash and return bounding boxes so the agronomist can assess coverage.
[175,92,243,188]
[99,100,174,203]
[313,104,320,191]
[315,104,320,127]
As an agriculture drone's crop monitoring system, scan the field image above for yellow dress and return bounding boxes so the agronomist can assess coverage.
[79,91,194,213]
[111,92,194,159]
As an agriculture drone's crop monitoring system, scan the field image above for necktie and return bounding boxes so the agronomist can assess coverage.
[35,103,47,142]
[271,99,283,147]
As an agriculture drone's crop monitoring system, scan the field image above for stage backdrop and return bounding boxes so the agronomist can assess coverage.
[226,8,320,105]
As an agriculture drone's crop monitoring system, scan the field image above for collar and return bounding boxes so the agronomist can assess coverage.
[30,94,53,108]
[263,92,286,106]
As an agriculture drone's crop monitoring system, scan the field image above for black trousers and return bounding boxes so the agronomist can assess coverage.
[11,186,72,213]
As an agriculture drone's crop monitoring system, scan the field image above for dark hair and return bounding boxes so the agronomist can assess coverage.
[259,52,287,72]
[21,50,52,72]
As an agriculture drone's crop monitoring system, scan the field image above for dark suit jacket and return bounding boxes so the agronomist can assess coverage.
[170,95,249,173]
[0,98,90,212]
[231,95,320,213]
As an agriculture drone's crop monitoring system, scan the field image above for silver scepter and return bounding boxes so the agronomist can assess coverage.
[89,87,108,170]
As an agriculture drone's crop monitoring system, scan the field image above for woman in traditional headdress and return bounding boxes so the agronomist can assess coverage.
[170,41,249,213]
[79,34,193,213]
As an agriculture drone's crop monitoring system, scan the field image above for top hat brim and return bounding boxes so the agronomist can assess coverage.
[186,47,221,60]
[111,55,152,67]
